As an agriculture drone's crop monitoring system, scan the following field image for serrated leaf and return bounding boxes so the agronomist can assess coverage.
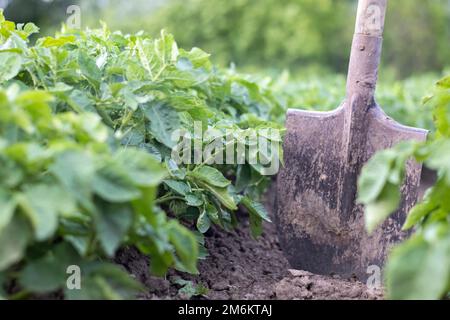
[93,163,141,203]
[164,179,190,196]
[78,50,102,88]
[0,52,22,83]
[94,199,133,257]
[386,234,450,300]
[179,47,211,70]
[115,148,166,187]
[185,193,203,207]
[143,102,181,148]
[190,166,231,188]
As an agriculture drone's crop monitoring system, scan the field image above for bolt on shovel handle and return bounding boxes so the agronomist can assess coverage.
[346,0,387,103]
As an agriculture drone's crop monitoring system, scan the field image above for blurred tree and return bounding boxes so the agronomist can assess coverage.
[2,0,449,77]
[138,0,450,77]
[144,0,355,73]
[383,0,450,78]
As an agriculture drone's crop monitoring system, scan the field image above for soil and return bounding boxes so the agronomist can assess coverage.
[116,217,383,300]
[115,183,384,300]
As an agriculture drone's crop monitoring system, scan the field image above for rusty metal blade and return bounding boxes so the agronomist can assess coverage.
[276,98,427,280]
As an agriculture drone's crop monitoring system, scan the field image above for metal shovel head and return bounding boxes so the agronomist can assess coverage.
[276,97,427,281]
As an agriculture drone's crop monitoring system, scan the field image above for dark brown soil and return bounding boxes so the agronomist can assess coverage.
[115,205,383,300]
[115,179,391,300]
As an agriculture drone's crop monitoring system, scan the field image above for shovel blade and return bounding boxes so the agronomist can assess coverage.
[276,101,427,280]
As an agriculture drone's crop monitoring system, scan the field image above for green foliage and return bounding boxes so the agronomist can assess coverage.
[93,0,450,77]
[172,276,208,299]
[0,82,202,299]
[0,12,280,299]
[121,0,354,72]
[358,75,450,299]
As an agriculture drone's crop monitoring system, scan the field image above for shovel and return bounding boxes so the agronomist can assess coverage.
[276,0,427,281]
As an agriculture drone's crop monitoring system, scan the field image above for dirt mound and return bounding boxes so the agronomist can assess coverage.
[275,270,383,300]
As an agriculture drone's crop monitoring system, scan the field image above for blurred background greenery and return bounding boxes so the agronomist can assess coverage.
[1,0,449,79]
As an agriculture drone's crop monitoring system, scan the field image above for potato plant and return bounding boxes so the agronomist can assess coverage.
[0,11,280,299]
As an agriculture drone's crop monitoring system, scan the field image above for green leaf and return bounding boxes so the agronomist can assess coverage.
[403,199,437,230]
[179,47,211,70]
[93,163,141,203]
[235,165,251,193]
[196,181,237,211]
[164,179,190,196]
[0,215,30,271]
[19,184,63,241]
[436,76,450,89]
[364,183,401,233]
[386,234,450,300]
[39,35,76,47]
[190,166,231,188]
[19,242,79,293]
[50,151,95,211]
[23,23,39,35]
[196,210,211,233]
[0,52,22,83]
[167,220,198,274]
[365,183,401,233]
[185,193,203,207]
[249,211,263,238]
[115,149,166,187]
[240,196,271,222]
[143,102,181,148]
[78,50,102,88]
[425,140,450,184]
[0,189,16,232]
[65,262,143,300]
[94,199,133,257]
[205,203,219,224]
[357,150,396,204]
[172,277,208,299]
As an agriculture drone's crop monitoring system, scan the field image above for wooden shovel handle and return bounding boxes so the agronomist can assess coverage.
[354,0,387,37]
[346,0,387,103]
